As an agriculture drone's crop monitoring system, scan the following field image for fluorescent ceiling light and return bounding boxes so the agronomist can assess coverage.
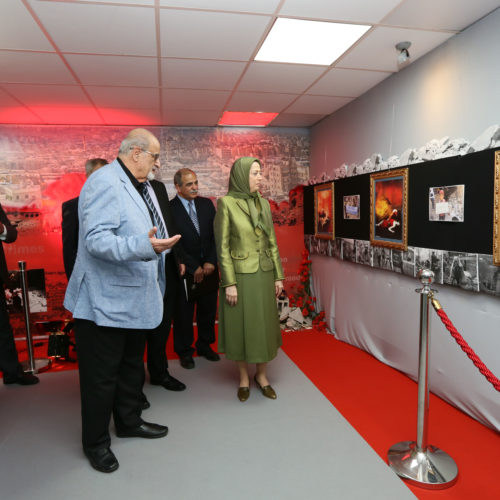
[255,18,371,66]
[218,111,278,127]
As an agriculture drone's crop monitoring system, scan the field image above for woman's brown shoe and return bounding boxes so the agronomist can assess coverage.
[254,376,277,399]
[237,386,250,402]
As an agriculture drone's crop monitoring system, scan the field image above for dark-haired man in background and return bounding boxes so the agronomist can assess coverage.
[170,168,219,369]
[62,158,107,280]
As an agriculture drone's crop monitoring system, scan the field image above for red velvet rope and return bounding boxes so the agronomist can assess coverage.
[434,307,500,392]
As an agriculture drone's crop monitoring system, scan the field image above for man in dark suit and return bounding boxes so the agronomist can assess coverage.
[170,169,220,369]
[0,203,39,385]
[144,174,187,392]
[62,158,107,280]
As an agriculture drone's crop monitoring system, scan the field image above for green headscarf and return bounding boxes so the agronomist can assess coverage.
[227,157,270,236]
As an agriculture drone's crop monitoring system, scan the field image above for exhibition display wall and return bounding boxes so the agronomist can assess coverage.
[309,8,500,431]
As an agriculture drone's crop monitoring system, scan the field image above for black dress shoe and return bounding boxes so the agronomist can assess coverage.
[84,447,119,473]
[150,373,186,391]
[116,422,168,439]
[180,356,195,369]
[141,394,151,410]
[3,369,39,385]
[197,348,220,362]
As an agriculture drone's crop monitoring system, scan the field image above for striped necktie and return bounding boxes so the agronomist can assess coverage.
[139,183,166,239]
[188,200,200,234]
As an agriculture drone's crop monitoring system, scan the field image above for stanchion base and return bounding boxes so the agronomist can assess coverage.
[388,441,458,489]
[21,358,52,374]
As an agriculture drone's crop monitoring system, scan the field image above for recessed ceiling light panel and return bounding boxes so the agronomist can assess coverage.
[218,111,278,127]
[255,18,371,66]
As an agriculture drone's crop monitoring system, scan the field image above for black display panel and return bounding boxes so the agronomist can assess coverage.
[304,148,498,255]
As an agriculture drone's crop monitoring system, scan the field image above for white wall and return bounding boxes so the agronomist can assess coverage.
[310,8,500,430]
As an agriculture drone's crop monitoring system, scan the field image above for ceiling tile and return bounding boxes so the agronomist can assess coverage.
[0,51,75,84]
[27,106,104,125]
[308,68,391,97]
[99,108,162,126]
[85,87,160,109]
[162,109,220,126]
[286,95,352,114]
[227,92,298,112]
[279,0,403,24]
[0,106,43,124]
[238,62,326,93]
[382,0,500,31]
[75,1,154,4]
[160,10,271,60]
[30,1,156,56]
[65,55,158,86]
[162,89,229,110]
[0,89,22,106]
[1,84,91,106]
[159,0,281,13]
[337,26,455,72]
[162,59,246,90]
[270,113,325,127]
[0,1,53,51]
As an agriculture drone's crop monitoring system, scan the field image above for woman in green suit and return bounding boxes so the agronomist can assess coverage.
[214,157,284,402]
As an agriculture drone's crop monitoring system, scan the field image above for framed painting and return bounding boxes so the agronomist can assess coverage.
[314,182,334,240]
[494,150,500,265]
[370,168,408,251]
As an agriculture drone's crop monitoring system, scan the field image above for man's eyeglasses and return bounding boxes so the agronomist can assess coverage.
[141,149,160,161]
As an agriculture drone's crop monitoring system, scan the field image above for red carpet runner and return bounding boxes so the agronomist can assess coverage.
[281,330,499,500]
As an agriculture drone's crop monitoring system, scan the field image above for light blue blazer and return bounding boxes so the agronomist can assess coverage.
[64,160,163,329]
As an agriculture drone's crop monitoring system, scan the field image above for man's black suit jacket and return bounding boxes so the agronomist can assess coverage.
[149,180,184,283]
[169,195,217,275]
[61,197,79,280]
[0,203,17,284]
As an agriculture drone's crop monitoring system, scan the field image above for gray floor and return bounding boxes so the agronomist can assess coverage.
[0,351,415,500]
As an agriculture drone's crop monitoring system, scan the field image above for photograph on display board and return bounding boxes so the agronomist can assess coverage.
[5,269,47,313]
[330,238,342,259]
[428,184,465,222]
[314,183,334,239]
[372,246,393,271]
[442,251,479,291]
[343,195,360,219]
[370,168,408,251]
[478,254,500,295]
[355,240,371,266]
[342,238,355,262]
[494,150,500,265]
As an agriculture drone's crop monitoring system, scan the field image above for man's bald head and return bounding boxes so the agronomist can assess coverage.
[117,128,160,182]
[118,128,159,157]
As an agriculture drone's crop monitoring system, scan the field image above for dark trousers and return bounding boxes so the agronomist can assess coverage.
[146,263,178,381]
[173,288,218,357]
[0,288,21,376]
[74,319,146,452]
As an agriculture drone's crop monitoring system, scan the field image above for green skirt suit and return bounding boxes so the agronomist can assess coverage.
[214,162,284,363]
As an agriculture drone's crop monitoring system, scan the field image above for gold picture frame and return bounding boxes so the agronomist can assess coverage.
[493,150,500,265]
[370,168,408,251]
[314,182,334,240]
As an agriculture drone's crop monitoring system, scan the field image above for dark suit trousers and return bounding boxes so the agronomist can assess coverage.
[74,319,146,452]
[173,287,218,357]
[0,288,21,376]
[146,254,178,381]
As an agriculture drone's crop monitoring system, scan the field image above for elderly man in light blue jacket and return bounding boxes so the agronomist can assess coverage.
[64,128,181,473]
